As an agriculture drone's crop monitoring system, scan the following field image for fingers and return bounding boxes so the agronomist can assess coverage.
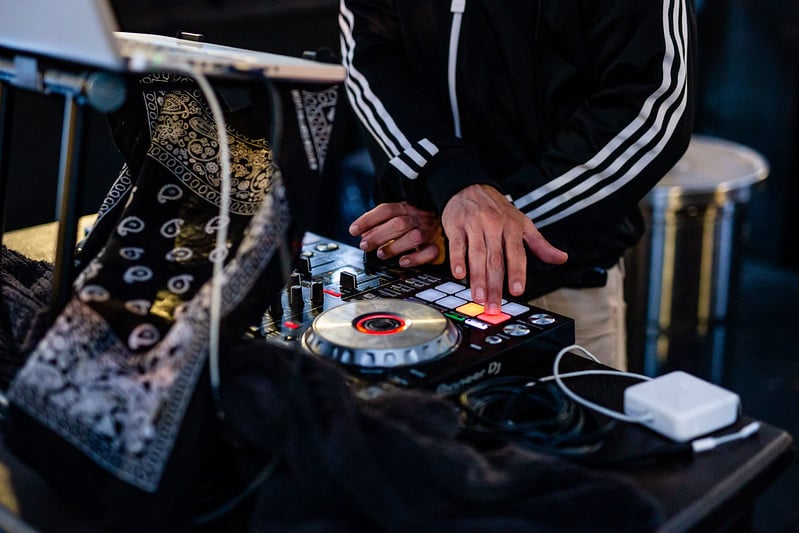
[395,243,441,267]
[349,202,408,242]
[524,227,569,265]
[504,231,528,297]
[375,226,426,260]
[448,226,468,281]
[351,193,569,316]
[442,185,503,312]
[504,221,568,296]
[442,184,569,315]
[462,220,509,314]
[465,231,487,304]
[349,201,444,266]
[351,203,413,254]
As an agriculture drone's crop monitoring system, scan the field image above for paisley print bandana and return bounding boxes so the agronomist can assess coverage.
[7,74,338,491]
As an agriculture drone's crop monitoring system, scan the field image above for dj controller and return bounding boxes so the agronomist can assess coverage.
[255,232,575,399]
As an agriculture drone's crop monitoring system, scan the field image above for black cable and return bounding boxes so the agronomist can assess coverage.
[261,77,283,167]
[458,376,616,457]
[458,375,756,467]
[192,451,282,527]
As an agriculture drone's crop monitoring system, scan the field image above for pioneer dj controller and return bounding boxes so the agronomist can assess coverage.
[255,232,575,399]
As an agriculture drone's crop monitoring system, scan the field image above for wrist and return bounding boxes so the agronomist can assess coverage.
[423,146,501,212]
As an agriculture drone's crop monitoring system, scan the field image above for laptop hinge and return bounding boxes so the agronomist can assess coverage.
[12,55,43,92]
[176,31,204,43]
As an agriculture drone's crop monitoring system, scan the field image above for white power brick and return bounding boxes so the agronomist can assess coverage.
[623,371,740,442]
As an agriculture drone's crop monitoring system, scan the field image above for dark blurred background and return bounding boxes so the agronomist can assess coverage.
[694,0,799,267]
[3,0,799,268]
[2,0,355,238]
[2,0,798,530]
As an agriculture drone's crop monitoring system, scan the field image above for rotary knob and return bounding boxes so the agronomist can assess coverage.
[529,313,556,326]
[502,323,531,337]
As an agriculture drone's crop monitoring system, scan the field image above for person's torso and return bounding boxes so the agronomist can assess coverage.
[393,0,593,192]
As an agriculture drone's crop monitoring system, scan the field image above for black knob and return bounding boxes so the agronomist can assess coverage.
[340,271,358,293]
[290,272,302,288]
[310,281,324,307]
[289,285,304,311]
[268,297,283,322]
[363,250,379,274]
[297,255,312,278]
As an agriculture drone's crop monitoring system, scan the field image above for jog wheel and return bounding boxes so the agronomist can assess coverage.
[301,298,460,369]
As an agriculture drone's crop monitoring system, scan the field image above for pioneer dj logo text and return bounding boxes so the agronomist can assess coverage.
[435,361,502,395]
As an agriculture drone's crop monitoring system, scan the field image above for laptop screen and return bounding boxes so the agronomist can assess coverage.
[0,0,346,83]
[0,0,125,71]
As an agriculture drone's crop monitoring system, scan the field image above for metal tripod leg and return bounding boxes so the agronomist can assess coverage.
[0,82,13,248]
[51,94,88,313]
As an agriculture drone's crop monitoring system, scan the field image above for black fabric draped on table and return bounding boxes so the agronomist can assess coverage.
[0,73,662,531]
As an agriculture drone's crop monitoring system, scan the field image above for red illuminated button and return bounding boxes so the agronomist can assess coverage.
[354,313,407,335]
[477,311,511,325]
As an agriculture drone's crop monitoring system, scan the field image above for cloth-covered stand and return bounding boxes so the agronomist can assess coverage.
[2,73,338,531]
[0,73,662,532]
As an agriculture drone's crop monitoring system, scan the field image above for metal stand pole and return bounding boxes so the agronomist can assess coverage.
[0,81,13,245]
[0,53,125,314]
[0,81,13,315]
[51,94,88,312]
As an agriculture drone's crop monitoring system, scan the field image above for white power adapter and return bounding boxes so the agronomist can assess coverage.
[623,371,740,442]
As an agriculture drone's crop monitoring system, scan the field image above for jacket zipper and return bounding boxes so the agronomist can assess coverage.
[449,0,466,138]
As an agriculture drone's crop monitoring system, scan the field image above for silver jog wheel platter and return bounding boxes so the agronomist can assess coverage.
[302,299,461,369]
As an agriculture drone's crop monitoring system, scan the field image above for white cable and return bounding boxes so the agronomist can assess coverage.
[691,422,761,453]
[540,369,653,383]
[173,65,231,406]
[552,344,654,424]
[551,344,761,452]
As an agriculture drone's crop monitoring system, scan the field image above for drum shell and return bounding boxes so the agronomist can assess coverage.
[625,135,769,381]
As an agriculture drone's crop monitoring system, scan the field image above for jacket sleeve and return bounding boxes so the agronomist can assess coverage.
[507,0,696,231]
[339,0,500,211]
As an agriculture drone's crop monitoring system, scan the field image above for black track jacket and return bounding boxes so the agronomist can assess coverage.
[339,0,696,297]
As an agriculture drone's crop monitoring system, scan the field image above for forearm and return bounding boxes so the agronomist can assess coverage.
[508,0,696,230]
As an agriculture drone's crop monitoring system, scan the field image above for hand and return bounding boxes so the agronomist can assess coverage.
[349,201,445,266]
[441,184,568,314]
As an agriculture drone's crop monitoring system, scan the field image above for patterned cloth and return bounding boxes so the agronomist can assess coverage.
[1,75,663,532]
[7,74,338,492]
[0,246,53,388]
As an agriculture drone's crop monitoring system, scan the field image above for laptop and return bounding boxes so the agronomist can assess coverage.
[0,0,346,83]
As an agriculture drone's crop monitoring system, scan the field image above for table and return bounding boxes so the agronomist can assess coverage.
[574,376,794,532]
[0,351,792,532]
[631,419,793,531]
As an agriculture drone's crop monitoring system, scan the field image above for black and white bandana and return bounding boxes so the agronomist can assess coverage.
[8,74,338,491]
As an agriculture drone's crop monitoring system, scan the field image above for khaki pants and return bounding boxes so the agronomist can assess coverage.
[529,261,627,370]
